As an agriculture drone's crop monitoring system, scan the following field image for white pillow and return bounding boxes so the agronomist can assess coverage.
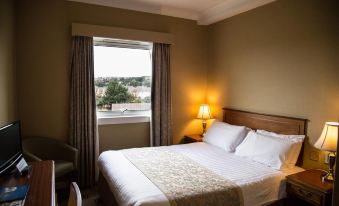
[256,130,305,142]
[256,130,305,168]
[235,131,294,170]
[203,121,248,152]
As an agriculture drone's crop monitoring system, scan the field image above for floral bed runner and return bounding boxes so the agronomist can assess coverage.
[122,147,243,206]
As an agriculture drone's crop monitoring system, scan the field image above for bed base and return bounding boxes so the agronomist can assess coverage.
[98,171,285,206]
[98,172,119,206]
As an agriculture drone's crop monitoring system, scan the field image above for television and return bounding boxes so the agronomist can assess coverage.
[0,121,23,176]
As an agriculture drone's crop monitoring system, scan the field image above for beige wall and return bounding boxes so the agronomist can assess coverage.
[15,0,339,169]
[0,0,17,126]
[98,123,150,152]
[15,0,207,144]
[206,0,339,169]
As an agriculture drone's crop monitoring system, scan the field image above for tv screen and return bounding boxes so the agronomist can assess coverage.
[0,121,22,176]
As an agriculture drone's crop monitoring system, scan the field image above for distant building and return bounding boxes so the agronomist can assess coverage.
[95,86,107,97]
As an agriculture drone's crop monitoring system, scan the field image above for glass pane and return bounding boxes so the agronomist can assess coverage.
[94,45,152,117]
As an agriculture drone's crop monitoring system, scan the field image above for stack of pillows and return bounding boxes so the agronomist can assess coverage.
[203,121,305,170]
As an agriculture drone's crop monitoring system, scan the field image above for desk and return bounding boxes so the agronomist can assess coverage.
[0,160,55,206]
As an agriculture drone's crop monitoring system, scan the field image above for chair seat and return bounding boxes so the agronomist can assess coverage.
[55,160,74,178]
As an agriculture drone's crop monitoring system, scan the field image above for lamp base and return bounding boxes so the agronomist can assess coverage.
[201,120,207,137]
[322,171,334,182]
[322,153,336,182]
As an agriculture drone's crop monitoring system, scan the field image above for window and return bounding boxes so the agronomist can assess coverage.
[94,37,152,121]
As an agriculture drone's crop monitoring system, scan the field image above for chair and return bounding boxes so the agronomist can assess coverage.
[68,182,82,206]
[22,136,78,187]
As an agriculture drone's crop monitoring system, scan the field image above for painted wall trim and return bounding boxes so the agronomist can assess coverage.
[97,115,150,125]
[72,23,174,44]
[68,0,276,25]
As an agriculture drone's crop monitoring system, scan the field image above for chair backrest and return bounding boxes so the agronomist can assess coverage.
[68,182,82,206]
[22,136,63,160]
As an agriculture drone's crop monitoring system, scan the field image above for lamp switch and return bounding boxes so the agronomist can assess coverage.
[309,151,319,162]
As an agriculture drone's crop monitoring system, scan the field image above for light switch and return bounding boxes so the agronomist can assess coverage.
[309,150,319,161]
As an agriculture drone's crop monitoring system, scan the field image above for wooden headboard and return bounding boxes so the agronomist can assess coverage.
[223,108,307,166]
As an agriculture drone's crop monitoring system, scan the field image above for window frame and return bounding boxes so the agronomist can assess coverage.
[93,37,153,125]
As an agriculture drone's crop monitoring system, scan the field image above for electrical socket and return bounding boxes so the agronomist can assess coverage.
[324,154,329,164]
[309,150,319,162]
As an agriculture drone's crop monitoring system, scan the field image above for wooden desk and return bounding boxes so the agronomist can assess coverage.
[0,160,55,206]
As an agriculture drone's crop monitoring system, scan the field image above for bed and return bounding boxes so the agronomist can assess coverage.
[97,108,307,206]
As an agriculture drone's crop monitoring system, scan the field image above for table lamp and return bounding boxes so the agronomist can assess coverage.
[197,104,213,136]
[314,122,339,181]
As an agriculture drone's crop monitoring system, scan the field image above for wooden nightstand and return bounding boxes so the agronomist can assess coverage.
[183,134,203,143]
[286,169,333,206]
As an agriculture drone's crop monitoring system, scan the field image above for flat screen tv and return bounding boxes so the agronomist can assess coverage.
[0,121,22,176]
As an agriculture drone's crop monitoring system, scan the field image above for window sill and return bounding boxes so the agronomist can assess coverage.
[97,115,151,125]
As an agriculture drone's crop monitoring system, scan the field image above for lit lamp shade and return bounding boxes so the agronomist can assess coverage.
[314,122,339,181]
[197,104,213,120]
[314,122,339,152]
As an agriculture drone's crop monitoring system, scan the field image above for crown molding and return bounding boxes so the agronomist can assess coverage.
[68,0,199,20]
[197,0,276,25]
[68,0,276,25]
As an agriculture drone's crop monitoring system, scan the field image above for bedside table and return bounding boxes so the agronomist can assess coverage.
[183,134,203,143]
[286,169,333,206]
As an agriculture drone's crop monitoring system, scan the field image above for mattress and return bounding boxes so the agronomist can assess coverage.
[98,142,304,206]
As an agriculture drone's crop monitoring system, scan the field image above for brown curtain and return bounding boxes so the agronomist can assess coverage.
[70,36,97,188]
[151,43,172,146]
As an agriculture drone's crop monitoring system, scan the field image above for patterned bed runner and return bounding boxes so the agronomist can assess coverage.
[122,147,243,206]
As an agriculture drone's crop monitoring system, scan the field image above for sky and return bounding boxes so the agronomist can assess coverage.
[94,46,152,77]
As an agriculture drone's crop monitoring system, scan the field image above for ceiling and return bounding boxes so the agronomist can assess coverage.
[68,0,276,25]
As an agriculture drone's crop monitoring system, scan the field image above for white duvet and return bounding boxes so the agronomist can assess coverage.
[98,142,303,206]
